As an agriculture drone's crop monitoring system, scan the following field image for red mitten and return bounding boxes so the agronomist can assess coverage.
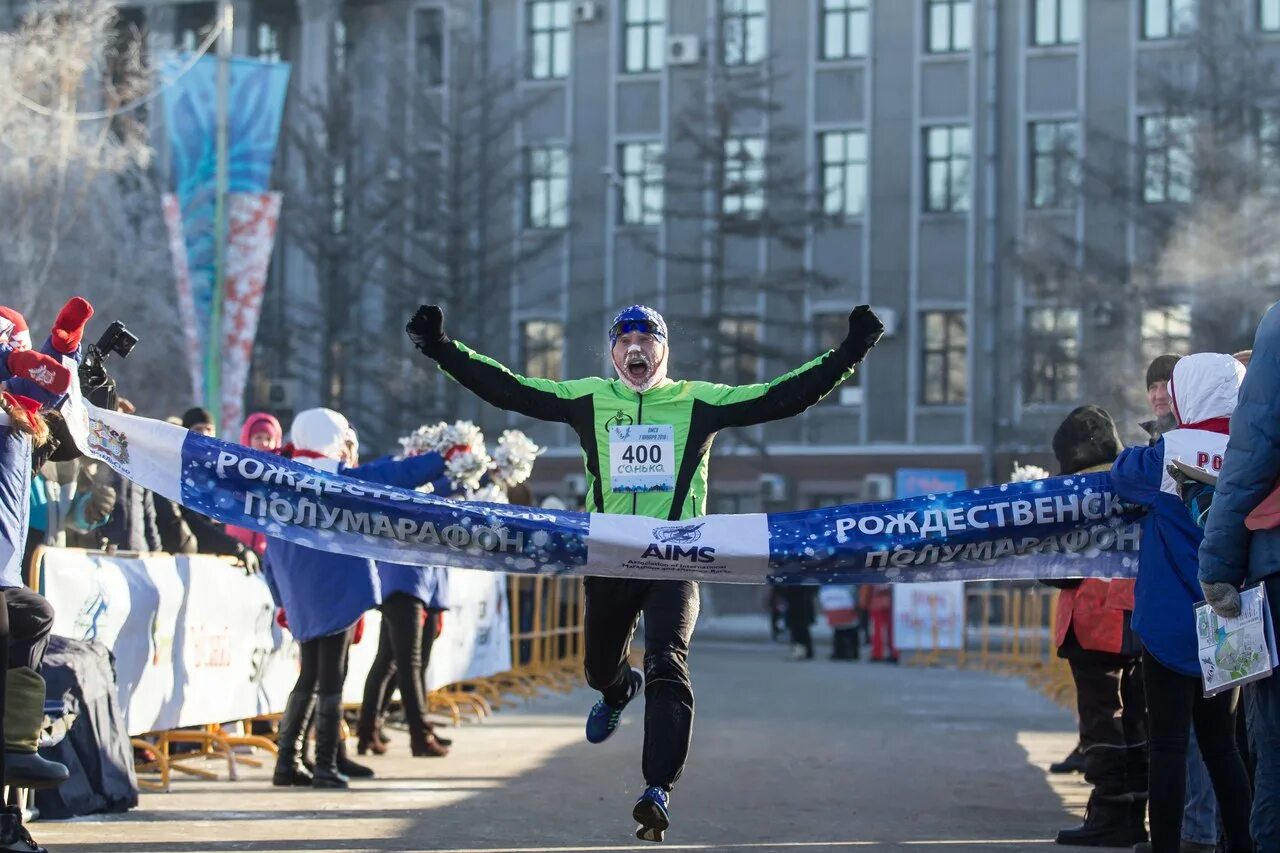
[1,392,41,433]
[7,350,70,395]
[51,297,94,354]
[353,614,366,645]
[275,607,289,630]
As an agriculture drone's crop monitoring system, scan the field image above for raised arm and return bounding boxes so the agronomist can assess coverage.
[704,306,883,430]
[407,305,576,424]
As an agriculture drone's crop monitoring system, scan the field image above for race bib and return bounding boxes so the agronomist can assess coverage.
[609,424,675,493]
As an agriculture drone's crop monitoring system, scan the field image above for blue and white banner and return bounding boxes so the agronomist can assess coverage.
[65,396,1142,585]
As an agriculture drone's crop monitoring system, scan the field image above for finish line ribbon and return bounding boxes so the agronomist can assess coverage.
[64,395,1142,585]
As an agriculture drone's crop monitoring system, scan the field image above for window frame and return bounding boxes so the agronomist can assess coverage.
[720,0,767,67]
[617,140,664,226]
[1140,304,1192,365]
[520,319,565,381]
[413,149,443,232]
[1022,305,1082,405]
[1029,119,1080,210]
[413,6,446,88]
[925,0,973,54]
[525,145,570,229]
[820,0,870,61]
[1140,114,1195,205]
[819,129,868,219]
[622,0,666,73]
[527,0,571,80]
[1142,0,1197,41]
[1031,0,1081,47]
[723,135,766,218]
[717,316,762,385]
[923,124,972,214]
[920,310,969,406]
[1263,0,1280,32]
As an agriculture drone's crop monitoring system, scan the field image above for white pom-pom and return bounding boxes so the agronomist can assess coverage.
[1008,462,1052,484]
[466,483,510,504]
[491,429,544,487]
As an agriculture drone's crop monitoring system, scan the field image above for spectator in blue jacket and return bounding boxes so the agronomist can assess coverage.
[1200,303,1280,850]
[264,408,447,791]
[1112,352,1253,853]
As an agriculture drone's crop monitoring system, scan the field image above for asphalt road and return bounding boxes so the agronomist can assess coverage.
[35,641,1091,853]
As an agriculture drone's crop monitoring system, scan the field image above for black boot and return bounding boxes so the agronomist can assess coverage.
[1050,744,1088,774]
[311,693,350,789]
[1054,794,1148,847]
[0,804,46,852]
[337,735,374,778]
[272,690,315,787]
[4,751,69,790]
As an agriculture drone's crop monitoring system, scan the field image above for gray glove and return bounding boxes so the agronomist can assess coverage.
[1201,581,1242,619]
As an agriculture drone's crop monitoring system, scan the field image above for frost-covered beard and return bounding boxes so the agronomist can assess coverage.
[612,339,668,392]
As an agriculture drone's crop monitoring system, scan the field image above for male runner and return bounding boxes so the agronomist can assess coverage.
[406,303,882,841]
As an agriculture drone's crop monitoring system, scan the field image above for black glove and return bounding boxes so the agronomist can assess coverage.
[843,305,884,361]
[406,305,447,356]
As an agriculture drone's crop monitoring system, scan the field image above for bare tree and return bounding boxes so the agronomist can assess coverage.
[277,28,560,451]
[0,0,187,416]
[1015,2,1280,423]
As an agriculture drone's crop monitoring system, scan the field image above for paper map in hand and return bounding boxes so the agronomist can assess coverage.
[1197,585,1279,696]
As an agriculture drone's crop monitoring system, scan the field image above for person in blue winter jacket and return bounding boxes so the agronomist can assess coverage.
[1111,352,1254,853]
[263,407,450,790]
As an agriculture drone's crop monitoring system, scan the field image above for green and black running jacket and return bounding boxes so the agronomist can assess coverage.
[431,340,859,522]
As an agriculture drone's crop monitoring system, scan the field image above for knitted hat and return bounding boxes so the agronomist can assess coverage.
[0,307,31,351]
[240,412,283,447]
[1052,405,1124,476]
[1146,354,1181,388]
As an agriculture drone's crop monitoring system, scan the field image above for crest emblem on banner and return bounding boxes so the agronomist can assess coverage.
[88,418,130,466]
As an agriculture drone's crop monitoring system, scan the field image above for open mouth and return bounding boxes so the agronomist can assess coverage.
[625,352,651,381]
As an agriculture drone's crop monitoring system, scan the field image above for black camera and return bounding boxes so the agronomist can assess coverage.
[79,321,139,410]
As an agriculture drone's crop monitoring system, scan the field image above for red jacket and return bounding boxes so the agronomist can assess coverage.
[1054,579,1136,654]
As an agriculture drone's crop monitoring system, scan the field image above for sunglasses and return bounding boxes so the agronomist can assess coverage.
[612,320,658,338]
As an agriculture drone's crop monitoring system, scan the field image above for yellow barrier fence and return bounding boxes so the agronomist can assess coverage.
[905,584,1075,709]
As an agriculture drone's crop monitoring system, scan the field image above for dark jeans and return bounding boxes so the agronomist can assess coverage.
[3,586,53,672]
[1068,654,1148,797]
[1247,575,1280,850]
[294,627,355,696]
[359,594,440,739]
[1143,651,1253,852]
[583,577,699,791]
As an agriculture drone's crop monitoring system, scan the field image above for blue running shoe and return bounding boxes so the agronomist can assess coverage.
[633,786,670,843]
[585,667,642,744]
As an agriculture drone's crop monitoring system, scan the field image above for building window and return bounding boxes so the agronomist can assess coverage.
[1143,0,1197,40]
[924,125,971,213]
[177,2,216,52]
[623,0,665,73]
[1030,120,1079,209]
[618,141,664,225]
[820,130,868,218]
[334,18,349,74]
[522,320,564,380]
[821,0,869,60]
[415,8,445,87]
[1263,0,1280,32]
[921,311,967,405]
[414,150,442,231]
[254,21,282,63]
[526,146,569,228]
[1032,0,1080,46]
[723,136,765,217]
[1141,304,1192,365]
[331,164,347,235]
[926,0,972,54]
[721,0,767,66]
[528,0,570,80]
[1141,115,1194,204]
[718,317,760,384]
[1260,111,1280,179]
[1023,307,1080,404]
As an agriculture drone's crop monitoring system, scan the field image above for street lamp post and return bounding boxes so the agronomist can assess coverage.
[206,0,234,431]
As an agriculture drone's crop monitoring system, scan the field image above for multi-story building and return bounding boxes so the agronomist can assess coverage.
[6,0,1276,513]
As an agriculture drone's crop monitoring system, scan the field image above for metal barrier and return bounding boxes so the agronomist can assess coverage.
[906,584,1075,709]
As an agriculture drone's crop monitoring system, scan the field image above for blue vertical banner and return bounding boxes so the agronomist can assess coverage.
[160,54,292,399]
